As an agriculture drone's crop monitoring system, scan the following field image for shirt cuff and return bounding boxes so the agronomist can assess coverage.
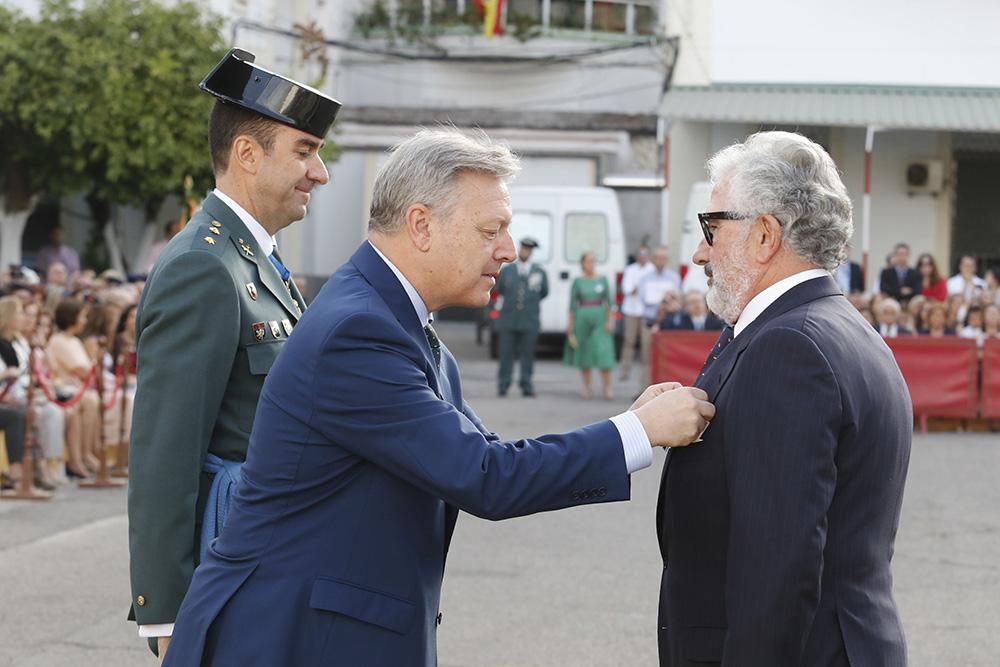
[609,412,652,474]
[138,623,174,638]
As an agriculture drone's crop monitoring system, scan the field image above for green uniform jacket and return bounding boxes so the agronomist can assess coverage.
[127,193,306,626]
[495,262,548,332]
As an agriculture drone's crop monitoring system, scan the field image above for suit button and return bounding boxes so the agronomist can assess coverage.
[436,612,443,626]
[136,595,145,607]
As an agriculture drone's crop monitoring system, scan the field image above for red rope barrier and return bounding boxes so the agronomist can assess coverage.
[0,377,16,403]
[101,363,125,411]
[31,353,98,409]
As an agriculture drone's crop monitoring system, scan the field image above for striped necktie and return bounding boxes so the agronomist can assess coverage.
[699,325,735,378]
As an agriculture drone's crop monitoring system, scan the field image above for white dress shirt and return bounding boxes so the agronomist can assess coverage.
[368,240,651,473]
[620,262,655,318]
[734,268,831,337]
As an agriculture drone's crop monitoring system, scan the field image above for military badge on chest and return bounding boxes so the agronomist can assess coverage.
[252,322,266,341]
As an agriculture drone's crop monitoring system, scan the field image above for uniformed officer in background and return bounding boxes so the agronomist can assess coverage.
[496,237,548,397]
[127,48,340,662]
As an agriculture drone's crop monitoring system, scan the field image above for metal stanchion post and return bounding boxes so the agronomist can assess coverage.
[111,350,129,479]
[80,339,123,490]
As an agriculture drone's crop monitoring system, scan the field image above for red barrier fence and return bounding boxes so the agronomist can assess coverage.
[982,338,1000,419]
[649,331,718,387]
[651,331,999,430]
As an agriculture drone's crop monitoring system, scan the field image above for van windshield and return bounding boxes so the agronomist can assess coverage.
[565,212,609,263]
[509,211,552,262]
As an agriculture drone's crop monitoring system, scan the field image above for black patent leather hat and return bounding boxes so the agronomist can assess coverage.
[200,48,341,139]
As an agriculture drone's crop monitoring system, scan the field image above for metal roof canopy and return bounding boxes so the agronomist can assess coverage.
[659,83,1000,133]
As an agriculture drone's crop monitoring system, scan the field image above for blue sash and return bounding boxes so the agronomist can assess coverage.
[199,453,243,563]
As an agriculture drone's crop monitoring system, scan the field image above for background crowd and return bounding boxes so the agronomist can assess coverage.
[0,225,141,494]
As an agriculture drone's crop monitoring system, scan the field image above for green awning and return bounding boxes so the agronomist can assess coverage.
[660,83,1000,132]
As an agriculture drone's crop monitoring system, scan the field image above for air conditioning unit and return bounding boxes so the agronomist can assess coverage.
[905,160,944,195]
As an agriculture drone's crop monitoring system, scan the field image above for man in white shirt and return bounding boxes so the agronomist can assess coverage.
[127,49,341,663]
[656,131,910,667]
[638,246,681,382]
[618,246,653,381]
[946,254,987,301]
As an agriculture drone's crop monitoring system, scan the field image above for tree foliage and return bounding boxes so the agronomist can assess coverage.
[0,0,226,217]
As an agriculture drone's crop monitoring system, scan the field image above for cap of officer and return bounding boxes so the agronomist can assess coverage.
[200,48,341,139]
[520,237,539,249]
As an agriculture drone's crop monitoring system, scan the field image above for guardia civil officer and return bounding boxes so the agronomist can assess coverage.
[126,48,340,662]
[496,237,548,396]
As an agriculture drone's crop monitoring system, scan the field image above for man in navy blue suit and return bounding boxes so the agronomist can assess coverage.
[163,128,715,666]
[657,132,912,666]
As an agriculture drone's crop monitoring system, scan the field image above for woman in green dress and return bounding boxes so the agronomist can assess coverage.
[564,251,616,399]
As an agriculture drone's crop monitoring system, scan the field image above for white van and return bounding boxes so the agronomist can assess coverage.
[679,180,711,293]
[485,186,628,357]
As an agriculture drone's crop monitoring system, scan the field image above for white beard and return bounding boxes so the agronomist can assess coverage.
[705,241,757,325]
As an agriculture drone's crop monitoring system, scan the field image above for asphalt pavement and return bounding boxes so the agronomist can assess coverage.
[1,320,998,666]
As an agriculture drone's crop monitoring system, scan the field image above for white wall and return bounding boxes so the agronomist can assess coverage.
[712,0,1000,87]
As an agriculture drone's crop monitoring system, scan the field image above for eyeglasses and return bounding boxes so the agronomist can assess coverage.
[697,211,745,246]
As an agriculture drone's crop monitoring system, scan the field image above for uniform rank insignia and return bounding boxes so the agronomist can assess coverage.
[203,236,216,245]
[252,322,266,341]
[246,282,258,301]
[269,320,281,338]
[281,319,293,336]
[209,227,220,235]
[238,238,255,257]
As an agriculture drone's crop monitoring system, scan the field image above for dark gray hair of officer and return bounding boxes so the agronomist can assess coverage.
[707,131,853,272]
[368,128,520,233]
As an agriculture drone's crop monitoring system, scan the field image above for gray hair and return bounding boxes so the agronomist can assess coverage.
[707,131,853,271]
[368,128,520,233]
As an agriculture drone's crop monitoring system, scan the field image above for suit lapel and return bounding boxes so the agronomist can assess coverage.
[202,195,304,322]
[351,242,441,391]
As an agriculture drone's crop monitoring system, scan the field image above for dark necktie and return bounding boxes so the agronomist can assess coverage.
[699,325,735,378]
[424,323,441,368]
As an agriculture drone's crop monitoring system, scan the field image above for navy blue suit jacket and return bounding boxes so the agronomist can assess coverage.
[163,242,631,667]
[656,276,911,667]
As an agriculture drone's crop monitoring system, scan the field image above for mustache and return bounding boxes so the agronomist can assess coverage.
[704,264,713,279]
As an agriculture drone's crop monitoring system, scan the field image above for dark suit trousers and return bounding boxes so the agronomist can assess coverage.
[497,329,539,393]
[0,405,25,464]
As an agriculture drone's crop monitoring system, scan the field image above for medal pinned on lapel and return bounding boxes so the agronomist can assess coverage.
[252,322,266,341]
[269,320,281,338]
[281,319,293,336]
[246,282,258,301]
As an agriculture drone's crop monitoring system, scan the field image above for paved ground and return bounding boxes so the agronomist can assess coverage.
[1,321,998,666]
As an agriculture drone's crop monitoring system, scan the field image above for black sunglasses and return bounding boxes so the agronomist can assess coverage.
[697,211,745,246]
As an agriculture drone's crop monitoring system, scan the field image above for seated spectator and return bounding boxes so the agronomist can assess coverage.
[14,299,64,486]
[81,302,130,455]
[947,294,967,331]
[984,268,1000,306]
[681,291,724,331]
[0,297,30,492]
[876,298,911,338]
[959,305,985,344]
[906,295,927,332]
[45,299,100,479]
[947,255,986,301]
[653,289,684,331]
[920,302,955,337]
[983,304,1000,341]
[916,253,948,301]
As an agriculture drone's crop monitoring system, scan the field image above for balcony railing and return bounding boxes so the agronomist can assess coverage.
[355,0,659,40]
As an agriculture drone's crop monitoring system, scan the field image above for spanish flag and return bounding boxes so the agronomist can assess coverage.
[479,0,504,37]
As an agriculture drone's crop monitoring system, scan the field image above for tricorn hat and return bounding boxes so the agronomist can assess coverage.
[200,48,341,139]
